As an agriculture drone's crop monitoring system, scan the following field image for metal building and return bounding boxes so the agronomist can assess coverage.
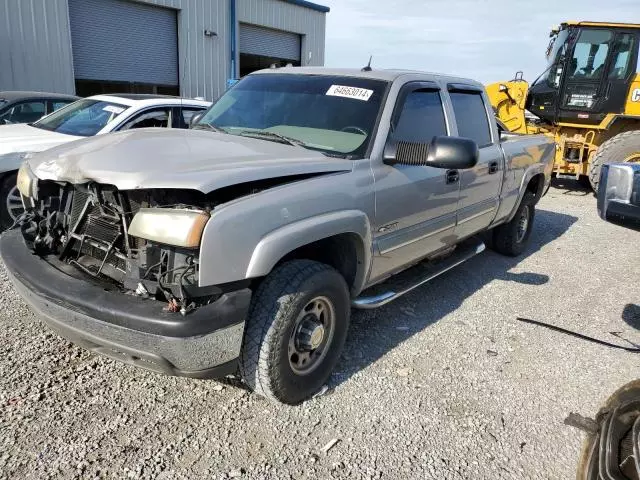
[0,0,328,100]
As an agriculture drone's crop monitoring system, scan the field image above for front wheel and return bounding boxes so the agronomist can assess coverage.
[0,172,22,230]
[239,260,350,404]
[492,191,536,257]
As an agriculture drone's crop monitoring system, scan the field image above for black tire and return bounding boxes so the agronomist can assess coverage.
[0,172,20,230]
[239,260,350,405]
[577,175,592,189]
[588,130,640,192]
[492,191,536,257]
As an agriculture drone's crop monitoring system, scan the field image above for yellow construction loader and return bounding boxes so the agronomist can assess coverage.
[487,21,640,190]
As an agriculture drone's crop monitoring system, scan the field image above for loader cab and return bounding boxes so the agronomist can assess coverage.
[527,22,640,125]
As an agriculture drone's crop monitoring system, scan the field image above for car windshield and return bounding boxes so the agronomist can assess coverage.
[196,74,388,158]
[32,98,129,136]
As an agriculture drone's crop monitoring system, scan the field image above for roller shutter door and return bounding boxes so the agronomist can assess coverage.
[68,0,178,86]
[239,24,301,61]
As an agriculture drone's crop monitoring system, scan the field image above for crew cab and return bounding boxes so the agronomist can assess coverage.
[1,67,555,404]
[0,94,211,228]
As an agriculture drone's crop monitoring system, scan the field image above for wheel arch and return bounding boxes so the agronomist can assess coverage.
[505,168,546,223]
[245,210,372,296]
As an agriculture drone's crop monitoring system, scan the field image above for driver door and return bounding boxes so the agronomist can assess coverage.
[369,82,460,283]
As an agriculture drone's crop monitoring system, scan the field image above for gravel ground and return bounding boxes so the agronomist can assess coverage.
[1,181,639,480]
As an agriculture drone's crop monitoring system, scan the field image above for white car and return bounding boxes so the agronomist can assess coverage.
[0,94,211,228]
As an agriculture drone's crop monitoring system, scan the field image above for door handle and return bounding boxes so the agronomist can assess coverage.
[446,169,459,184]
[488,161,499,174]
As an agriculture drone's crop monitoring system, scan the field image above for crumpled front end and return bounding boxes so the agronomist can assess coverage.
[4,163,252,377]
[19,165,225,312]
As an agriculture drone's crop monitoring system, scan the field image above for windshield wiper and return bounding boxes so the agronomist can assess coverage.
[191,123,226,133]
[236,130,308,148]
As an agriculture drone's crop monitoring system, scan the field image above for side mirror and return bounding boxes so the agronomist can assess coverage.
[499,84,508,93]
[384,136,479,170]
[597,163,640,231]
[189,112,204,127]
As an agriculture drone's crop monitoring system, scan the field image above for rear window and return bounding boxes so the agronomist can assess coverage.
[450,91,492,147]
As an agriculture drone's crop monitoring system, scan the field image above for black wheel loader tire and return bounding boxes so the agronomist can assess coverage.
[239,260,350,405]
[588,130,640,192]
[0,172,20,231]
[577,175,592,189]
[492,191,536,257]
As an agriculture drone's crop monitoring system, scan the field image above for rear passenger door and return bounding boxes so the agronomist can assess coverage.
[370,82,460,282]
[448,85,503,238]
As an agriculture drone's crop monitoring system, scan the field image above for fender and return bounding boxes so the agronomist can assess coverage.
[506,164,547,222]
[246,210,372,293]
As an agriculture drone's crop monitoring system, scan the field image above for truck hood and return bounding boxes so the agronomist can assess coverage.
[0,123,78,156]
[27,128,353,192]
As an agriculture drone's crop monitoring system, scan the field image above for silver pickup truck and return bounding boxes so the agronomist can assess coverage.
[2,67,555,404]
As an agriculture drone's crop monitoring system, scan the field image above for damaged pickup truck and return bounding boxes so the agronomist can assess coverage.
[1,67,555,404]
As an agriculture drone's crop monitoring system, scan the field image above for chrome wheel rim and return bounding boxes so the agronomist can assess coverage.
[288,296,335,375]
[516,205,530,243]
[6,186,24,221]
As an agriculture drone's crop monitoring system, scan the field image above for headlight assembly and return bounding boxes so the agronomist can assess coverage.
[16,162,37,200]
[128,208,210,248]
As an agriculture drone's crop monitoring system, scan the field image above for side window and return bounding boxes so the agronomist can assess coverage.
[450,91,492,147]
[5,101,46,124]
[119,108,171,131]
[52,101,73,112]
[609,34,636,79]
[393,90,447,143]
[178,108,205,128]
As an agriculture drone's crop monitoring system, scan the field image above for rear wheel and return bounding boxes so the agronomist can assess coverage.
[0,172,21,230]
[588,130,640,192]
[492,191,536,257]
[239,260,350,404]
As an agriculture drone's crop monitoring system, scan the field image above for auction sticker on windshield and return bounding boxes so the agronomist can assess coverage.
[103,105,125,114]
[326,85,373,101]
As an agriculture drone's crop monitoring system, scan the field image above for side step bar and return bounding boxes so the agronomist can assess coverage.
[352,240,486,309]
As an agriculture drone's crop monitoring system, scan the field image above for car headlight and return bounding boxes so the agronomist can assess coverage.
[16,162,37,200]
[128,208,210,248]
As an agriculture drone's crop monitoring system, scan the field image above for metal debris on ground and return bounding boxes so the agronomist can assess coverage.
[312,385,330,398]
[516,317,640,352]
[564,412,599,434]
[321,438,340,454]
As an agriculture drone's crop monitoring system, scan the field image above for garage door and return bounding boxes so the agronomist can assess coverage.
[239,24,301,62]
[68,0,178,86]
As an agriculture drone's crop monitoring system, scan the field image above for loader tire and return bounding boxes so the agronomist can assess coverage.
[239,260,350,405]
[492,191,536,257]
[588,130,640,192]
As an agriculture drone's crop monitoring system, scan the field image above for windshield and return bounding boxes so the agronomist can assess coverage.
[533,28,570,87]
[32,99,128,136]
[196,74,388,157]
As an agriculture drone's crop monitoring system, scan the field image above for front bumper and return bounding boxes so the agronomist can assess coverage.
[0,230,251,378]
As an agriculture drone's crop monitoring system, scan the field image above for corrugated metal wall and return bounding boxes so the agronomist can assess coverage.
[0,0,326,101]
[236,0,326,67]
[0,0,75,94]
